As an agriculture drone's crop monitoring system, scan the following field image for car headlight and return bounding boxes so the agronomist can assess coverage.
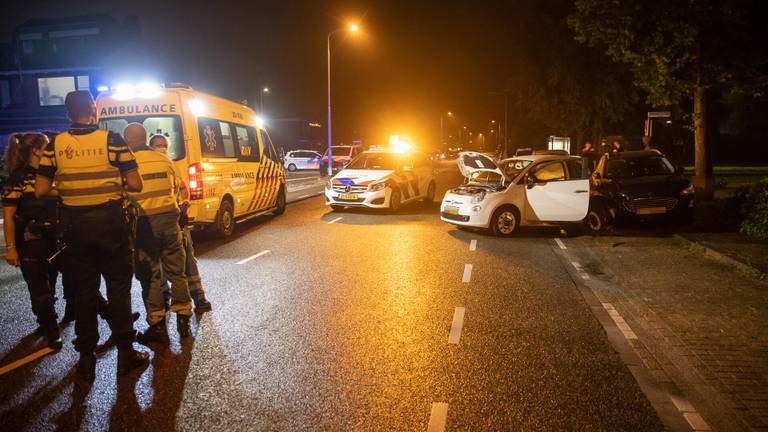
[470,191,486,204]
[680,184,695,196]
[369,181,387,192]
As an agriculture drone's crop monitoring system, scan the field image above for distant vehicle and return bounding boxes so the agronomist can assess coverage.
[585,150,695,233]
[284,150,321,171]
[97,83,286,238]
[440,152,590,236]
[514,147,533,156]
[320,145,362,174]
[325,147,436,211]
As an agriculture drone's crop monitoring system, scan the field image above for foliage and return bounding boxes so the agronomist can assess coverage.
[739,178,768,239]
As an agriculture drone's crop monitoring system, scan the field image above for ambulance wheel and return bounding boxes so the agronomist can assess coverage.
[330,205,345,212]
[389,188,402,212]
[287,164,297,172]
[273,187,286,215]
[422,181,436,202]
[491,206,519,237]
[216,199,235,237]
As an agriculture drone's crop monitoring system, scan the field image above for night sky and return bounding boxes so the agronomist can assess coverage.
[1,1,565,147]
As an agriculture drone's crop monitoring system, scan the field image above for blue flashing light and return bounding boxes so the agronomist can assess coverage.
[97,85,110,92]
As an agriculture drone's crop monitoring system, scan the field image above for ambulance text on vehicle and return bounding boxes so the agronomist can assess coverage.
[96,83,285,237]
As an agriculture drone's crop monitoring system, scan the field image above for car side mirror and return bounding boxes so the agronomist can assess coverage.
[675,165,684,175]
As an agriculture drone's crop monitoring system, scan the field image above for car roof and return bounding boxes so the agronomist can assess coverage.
[500,154,577,163]
[609,150,664,159]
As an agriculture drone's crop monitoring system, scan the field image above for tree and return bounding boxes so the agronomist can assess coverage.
[568,0,768,199]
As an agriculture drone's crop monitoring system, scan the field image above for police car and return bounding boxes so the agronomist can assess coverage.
[440,151,590,236]
[284,150,321,171]
[325,146,436,211]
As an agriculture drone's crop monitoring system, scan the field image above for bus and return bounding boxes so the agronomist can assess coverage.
[96,83,285,237]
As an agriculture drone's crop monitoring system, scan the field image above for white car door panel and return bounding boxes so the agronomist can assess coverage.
[526,179,590,221]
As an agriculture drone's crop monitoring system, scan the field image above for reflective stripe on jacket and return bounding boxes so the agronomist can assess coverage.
[128,147,179,216]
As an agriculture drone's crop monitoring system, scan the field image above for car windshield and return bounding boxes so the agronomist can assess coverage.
[605,156,674,178]
[345,152,400,170]
[99,115,185,161]
[467,170,505,186]
[323,146,351,157]
[499,159,533,179]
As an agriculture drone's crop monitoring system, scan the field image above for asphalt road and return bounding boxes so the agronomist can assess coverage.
[0,167,666,431]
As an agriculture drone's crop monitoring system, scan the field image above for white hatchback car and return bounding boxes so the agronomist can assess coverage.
[284,150,322,171]
[440,152,590,236]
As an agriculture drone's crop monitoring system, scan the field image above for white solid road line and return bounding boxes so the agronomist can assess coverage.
[554,238,567,250]
[236,250,271,265]
[298,193,315,199]
[462,264,473,283]
[469,239,477,251]
[427,402,449,432]
[327,217,343,224]
[0,347,54,376]
[448,307,466,344]
[601,303,638,340]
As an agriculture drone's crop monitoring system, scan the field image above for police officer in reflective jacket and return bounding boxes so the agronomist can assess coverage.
[35,90,149,380]
[123,123,193,342]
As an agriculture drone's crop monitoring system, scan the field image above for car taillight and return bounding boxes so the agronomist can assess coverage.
[189,162,204,200]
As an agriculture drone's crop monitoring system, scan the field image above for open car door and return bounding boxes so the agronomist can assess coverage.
[524,158,590,222]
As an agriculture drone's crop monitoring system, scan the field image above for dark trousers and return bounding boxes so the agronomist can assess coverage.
[16,227,58,330]
[63,202,135,353]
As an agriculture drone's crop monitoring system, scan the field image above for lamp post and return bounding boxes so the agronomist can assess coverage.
[326,23,359,176]
[259,87,269,114]
[440,111,453,150]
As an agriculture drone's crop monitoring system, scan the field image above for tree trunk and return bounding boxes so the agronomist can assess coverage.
[693,84,714,200]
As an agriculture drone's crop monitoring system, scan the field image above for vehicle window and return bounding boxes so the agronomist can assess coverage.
[234,125,259,162]
[468,171,504,186]
[196,118,235,157]
[99,115,185,161]
[564,159,586,179]
[346,153,400,170]
[605,156,674,178]
[258,129,279,163]
[499,159,533,179]
[219,122,236,156]
[532,161,566,182]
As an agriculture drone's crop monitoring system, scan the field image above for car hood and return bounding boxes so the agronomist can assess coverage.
[457,151,504,178]
[611,175,691,198]
[331,169,395,186]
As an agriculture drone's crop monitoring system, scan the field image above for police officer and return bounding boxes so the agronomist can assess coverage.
[35,90,148,380]
[148,134,212,312]
[122,124,193,343]
[2,133,62,349]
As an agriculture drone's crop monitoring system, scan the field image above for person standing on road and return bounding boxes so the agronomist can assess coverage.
[148,134,212,313]
[35,90,149,380]
[611,139,624,153]
[581,140,597,169]
[123,124,194,343]
[2,133,63,350]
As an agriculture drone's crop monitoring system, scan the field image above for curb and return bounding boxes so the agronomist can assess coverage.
[673,234,766,281]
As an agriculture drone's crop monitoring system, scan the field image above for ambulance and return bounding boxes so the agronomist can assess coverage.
[324,144,436,211]
[96,83,285,237]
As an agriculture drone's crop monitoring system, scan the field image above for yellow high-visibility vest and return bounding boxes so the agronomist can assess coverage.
[128,148,179,216]
[49,130,124,207]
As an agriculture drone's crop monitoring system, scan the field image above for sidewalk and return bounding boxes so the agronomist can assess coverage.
[678,232,768,279]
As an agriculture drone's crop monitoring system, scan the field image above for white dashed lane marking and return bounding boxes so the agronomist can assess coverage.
[571,262,590,280]
[236,250,271,265]
[462,264,473,283]
[0,347,54,376]
[469,239,477,251]
[601,303,638,340]
[448,307,466,344]
[554,238,567,249]
[427,402,449,432]
[327,217,343,224]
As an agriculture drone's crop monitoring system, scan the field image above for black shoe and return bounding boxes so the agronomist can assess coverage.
[137,320,169,345]
[117,349,149,376]
[177,315,191,338]
[195,298,212,313]
[60,313,75,327]
[77,353,96,381]
[46,327,63,350]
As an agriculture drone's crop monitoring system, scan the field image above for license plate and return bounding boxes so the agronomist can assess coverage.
[339,193,358,200]
[444,206,459,215]
[636,207,667,215]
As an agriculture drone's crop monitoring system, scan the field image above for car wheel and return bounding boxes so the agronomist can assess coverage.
[389,188,402,212]
[491,206,519,237]
[216,199,235,237]
[273,187,286,215]
[330,205,345,212]
[422,181,436,202]
[584,203,610,234]
[287,164,297,172]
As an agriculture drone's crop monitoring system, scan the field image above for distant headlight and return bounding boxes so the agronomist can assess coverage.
[680,184,695,196]
[470,191,486,204]
[369,181,387,192]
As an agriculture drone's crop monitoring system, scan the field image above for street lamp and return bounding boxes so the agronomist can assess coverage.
[326,22,360,176]
[259,87,269,114]
[440,111,453,150]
